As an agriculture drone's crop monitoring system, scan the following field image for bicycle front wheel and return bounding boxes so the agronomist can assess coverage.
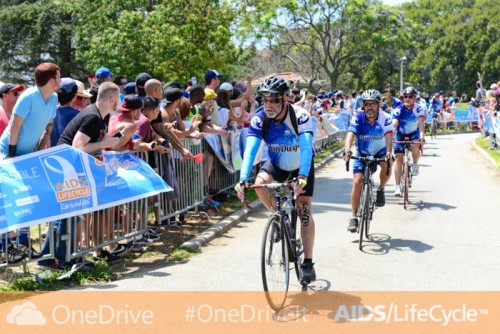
[403,161,409,209]
[358,183,370,250]
[261,214,289,311]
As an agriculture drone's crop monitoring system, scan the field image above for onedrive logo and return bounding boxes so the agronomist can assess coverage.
[7,302,46,326]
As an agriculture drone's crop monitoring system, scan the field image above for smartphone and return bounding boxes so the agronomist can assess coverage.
[113,131,124,138]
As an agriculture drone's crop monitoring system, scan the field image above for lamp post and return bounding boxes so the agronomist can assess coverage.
[400,56,407,94]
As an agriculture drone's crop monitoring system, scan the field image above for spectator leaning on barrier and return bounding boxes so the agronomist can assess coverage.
[0,82,24,136]
[57,82,122,262]
[0,62,61,263]
[145,78,193,161]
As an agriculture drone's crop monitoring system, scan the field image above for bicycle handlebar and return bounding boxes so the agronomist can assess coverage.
[345,156,390,175]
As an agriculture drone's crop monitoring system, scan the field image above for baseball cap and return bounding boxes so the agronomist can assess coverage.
[204,70,223,82]
[0,83,25,96]
[490,83,498,90]
[118,95,143,112]
[204,88,217,100]
[74,80,92,98]
[135,73,152,89]
[124,82,136,95]
[164,87,184,105]
[316,93,325,100]
[219,82,233,91]
[60,78,78,95]
[327,91,334,97]
[95,67,113,79]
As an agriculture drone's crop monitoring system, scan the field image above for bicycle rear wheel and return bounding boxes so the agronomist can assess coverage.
[261,214,289,311]
[403,161,409,209]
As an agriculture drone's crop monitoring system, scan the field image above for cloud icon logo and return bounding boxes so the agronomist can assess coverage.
[7,301,46,326]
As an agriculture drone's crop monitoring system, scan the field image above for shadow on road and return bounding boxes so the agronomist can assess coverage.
[406,200,457,211]
[357,233,433,255]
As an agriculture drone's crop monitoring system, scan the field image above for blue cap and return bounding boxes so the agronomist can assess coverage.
[60,78,77,94]
[316,93,325,100]
[327,91,334,97]
[124,82,136,95]
[95,67,113,79]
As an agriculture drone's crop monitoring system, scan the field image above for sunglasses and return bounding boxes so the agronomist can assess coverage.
[11,91,19,97]
[403,95,415,99]
[364,101,378,107]
[263,96,282,104]
[76,96,89,101]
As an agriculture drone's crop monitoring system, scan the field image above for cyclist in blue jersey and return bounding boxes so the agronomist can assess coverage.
[235,76,317,283]
[429,92,442,120]
[392,86,426,197]
[343,89,393,232]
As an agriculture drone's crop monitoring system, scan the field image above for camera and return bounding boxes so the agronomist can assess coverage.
[472,99,481,108]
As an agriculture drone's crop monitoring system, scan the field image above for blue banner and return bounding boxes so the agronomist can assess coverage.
[0,145,171,234]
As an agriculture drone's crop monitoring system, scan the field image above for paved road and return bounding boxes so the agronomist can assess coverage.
[86,133,500,291]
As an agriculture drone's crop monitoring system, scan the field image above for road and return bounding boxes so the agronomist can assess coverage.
[87,133,500,291]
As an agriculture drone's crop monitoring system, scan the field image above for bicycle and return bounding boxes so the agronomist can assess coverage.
[394,138,423,209]
[346,155,389,251]
[245,179,304,311]
[430,112,439,139]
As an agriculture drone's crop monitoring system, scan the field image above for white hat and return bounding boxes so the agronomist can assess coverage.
[219,82,234,91]
[75,80,92,98]
[490,83,498,90]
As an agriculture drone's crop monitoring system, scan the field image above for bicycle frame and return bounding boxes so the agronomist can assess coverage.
[346,155,387,250]
[394,138,422,209]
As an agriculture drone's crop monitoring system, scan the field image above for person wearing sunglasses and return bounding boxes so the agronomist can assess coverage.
[0,83,25,137]
[235,75,318,285]
[392,86,426,197]
[343,89,393,232]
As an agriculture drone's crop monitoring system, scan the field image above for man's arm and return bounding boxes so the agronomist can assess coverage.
[36,121,53,151]
[72,131,119,155]
[151,122,192,158]
[7,115,25,156]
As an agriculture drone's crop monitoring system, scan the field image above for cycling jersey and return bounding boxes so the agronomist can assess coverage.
[392,103,426,136]
[429,98,442,113]
[348,110,393,157]
[239,104,314,181]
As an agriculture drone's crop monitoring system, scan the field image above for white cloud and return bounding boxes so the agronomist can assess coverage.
[6,301,47,326]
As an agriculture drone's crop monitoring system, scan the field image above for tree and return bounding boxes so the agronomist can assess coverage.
[237,0,408,91]
[401,0,500,96]
[74,0,237,83]
[0,1,79,83]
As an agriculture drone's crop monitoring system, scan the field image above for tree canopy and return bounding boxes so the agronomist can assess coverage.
[0,0,498,97]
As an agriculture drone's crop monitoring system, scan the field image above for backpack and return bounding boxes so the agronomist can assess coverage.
[262,104,299,139]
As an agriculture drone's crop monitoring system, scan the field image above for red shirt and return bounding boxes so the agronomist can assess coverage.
[0,106,11,137]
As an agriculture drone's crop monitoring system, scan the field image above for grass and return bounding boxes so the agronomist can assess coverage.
[0,261,116,291]
[475,137,500,168]
[169,247,200,261]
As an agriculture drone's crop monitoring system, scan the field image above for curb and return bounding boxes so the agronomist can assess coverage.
[180,147,343,251]
[470,139,498,168]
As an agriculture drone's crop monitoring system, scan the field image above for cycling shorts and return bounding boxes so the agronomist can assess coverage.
[259,157,315,197]
[352,152,386,175]
[394,131,420,154]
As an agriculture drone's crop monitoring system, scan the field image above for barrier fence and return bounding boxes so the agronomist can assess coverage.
[0,118,345,280]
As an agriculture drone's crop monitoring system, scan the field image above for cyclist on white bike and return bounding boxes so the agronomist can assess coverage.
[392,86,426,197]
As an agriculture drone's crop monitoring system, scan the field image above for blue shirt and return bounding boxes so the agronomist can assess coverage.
[0,86,57,155]
[348,111,393,156]
[392,103,426,136]
[248,105,314,171]
[50,105,80,147]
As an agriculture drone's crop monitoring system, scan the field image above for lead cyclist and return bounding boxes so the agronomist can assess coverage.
[235,76,317,284]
